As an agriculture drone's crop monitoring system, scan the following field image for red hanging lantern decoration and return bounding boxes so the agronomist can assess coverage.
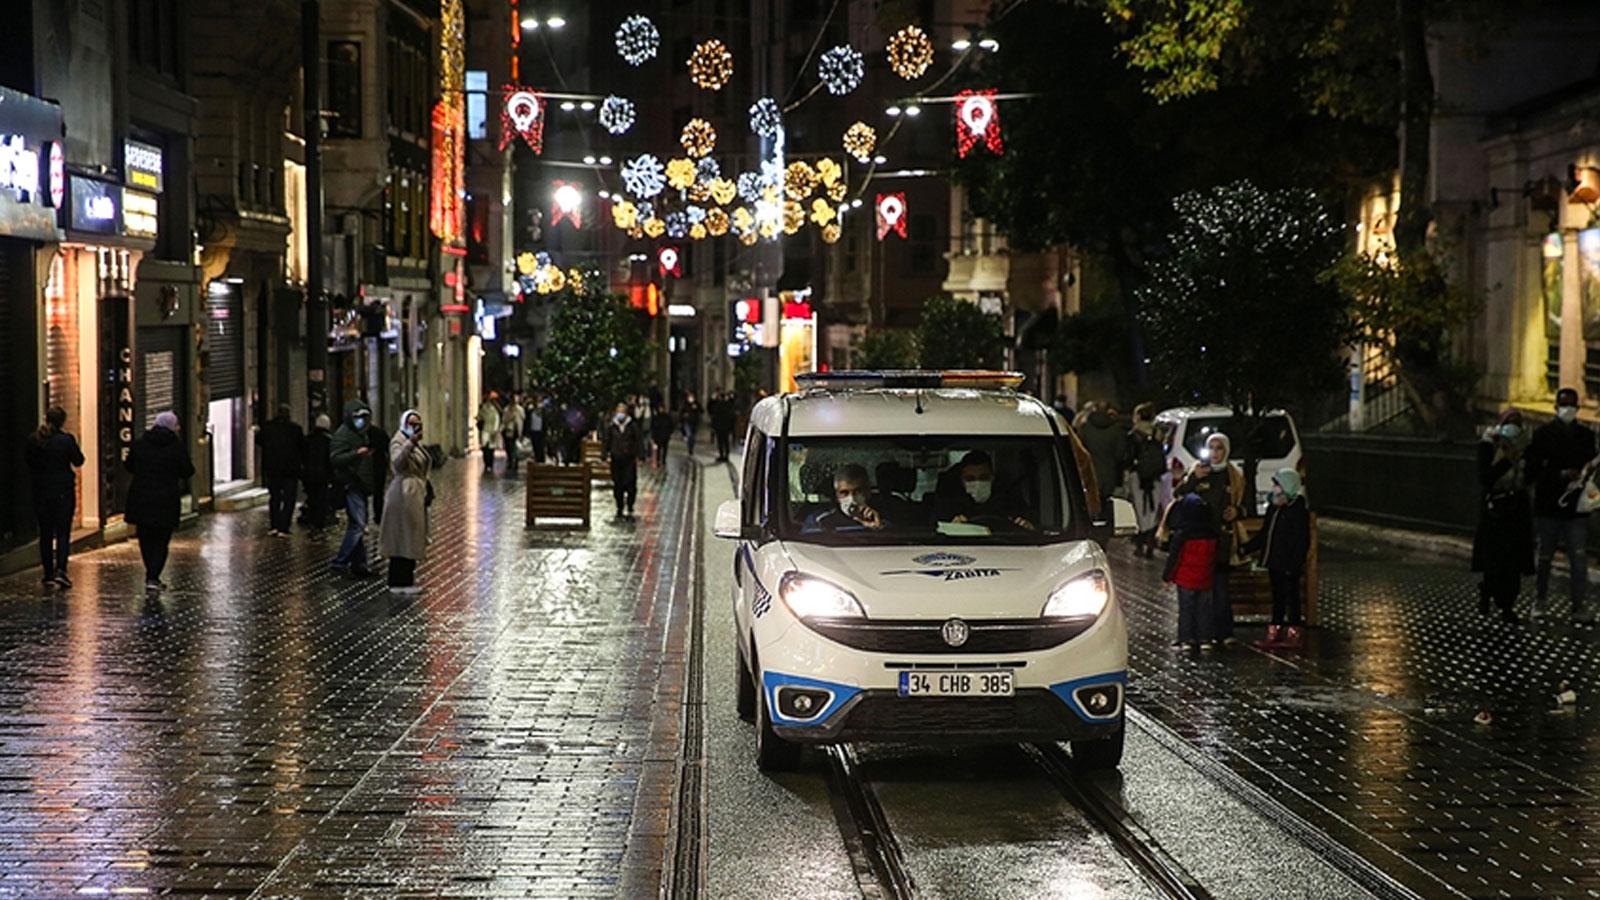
[658,245,682,278]
[875,192,907,241]
[954,89,1003,159]
[499,85,546,153]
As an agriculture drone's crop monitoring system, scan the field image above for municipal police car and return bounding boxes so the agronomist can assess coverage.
[714,371,1135,772]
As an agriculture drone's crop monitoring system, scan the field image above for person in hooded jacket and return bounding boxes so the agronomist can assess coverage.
[330,399,381,576]
[649,404,674,467]
[1162,494,1218,651]
[1473,409,1535,623]
[601,402,645,518]
[25,406,85,588]
[1077,403,1128,516]
[301,413,334,529]
[256,404,304,536]
[1175,432,1246,647]
[1124,404,1167,557]
[1522,387,1597,623]
[379,409,432,592]
[124,411,195,592]
[1242,468,1312,649]
[709,392,737,462]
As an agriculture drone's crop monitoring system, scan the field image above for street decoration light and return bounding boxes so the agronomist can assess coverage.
[599,95,636,135]
[658,245,682,278]
[665,157,697,189]
[689,39,734,91]
[817,45,865,95]
[784,161,817,200]
[679,118,716,157]
[843,121,876,162]
[954,89,1004,158]
[621,154,666,197]
[876,192,907,240]
[498,86,545,152]
[749,98,782,137]
[887,26,934,79]
[551,181,582,228]
[615,15,659,66]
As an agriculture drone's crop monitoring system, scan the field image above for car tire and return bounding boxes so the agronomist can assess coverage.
[1070,722,1125,771]
[736,639,756,723]
[755,670,802,772]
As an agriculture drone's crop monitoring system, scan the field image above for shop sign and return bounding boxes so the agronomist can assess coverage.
[0,85,64,240]
[124,140,163,193]
[123,189,158,239]
[68,175,122,236]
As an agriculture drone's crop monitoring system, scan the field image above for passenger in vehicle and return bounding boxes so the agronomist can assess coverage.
[802,464,889,532]
[872,461,924,526]
[936,451,1036,531]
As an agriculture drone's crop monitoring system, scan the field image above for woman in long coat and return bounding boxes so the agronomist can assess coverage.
[1473,408,1535,623]
[380,409,432,593]
[125,410,195,592]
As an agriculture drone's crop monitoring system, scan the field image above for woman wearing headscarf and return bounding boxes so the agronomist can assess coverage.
[1472,409,1534,623]
[1243,468,1312,649]
[125,411,195,592]
[379,409,432,593]
[1175,431,1246,648]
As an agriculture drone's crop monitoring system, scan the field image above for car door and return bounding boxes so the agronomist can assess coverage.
[733,427,768,651]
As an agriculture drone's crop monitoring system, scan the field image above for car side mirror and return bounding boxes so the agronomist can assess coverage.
[714,499,743,539]
[1110,497,1138,537]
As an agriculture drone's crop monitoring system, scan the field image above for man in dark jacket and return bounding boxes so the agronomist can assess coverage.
[601,402,645,518]
[1077,404,1127,517]
[256,404,304,536]
[330,399,381,576]
[1523,387,1598,623]
[25,406,85,588]
[301,413,334,529]
[709,392,737,461]
[125,411,195,592]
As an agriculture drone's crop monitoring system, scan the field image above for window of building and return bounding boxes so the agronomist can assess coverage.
[907,213,937,275]
[327,41,362,138]
[128,0,179,79]
[466,70,488,140]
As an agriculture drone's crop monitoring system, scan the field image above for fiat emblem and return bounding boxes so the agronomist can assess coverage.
[941,618,970,648]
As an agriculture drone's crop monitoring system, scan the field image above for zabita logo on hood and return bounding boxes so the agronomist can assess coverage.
[911,552,976,568]
[881,553,1012,581]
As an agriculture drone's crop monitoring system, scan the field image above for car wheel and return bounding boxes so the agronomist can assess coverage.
[1071,722,1125,771]
[755,671,802,772]
[736,639,756,723]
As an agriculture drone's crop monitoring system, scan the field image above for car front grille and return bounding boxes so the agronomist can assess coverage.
[804,616,1094,653]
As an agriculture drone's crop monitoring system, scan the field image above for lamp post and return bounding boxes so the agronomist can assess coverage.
[303,0,327,416]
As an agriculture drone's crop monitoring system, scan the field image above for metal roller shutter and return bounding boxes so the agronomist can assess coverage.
[205,281,244,399]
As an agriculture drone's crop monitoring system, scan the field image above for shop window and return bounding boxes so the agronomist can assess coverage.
[466,70,488,140]
[327,41,362,138]
[1544,232,1563,392]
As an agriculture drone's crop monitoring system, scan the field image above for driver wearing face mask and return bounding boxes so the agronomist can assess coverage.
[803,464,888,532]
[938,451,1036,531]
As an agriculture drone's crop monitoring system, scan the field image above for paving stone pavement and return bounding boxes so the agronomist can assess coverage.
[1114,541,1600,900]
[0,455,695,898]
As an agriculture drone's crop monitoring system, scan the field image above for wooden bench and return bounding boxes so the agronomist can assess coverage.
[1225,513,1319,625]
[525,462,592,530]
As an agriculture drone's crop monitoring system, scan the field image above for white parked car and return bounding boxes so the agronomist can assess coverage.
[1154,406,1303,513]
[714,371,1135,772]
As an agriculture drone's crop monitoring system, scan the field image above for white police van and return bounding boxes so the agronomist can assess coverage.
[714,371,1135,772]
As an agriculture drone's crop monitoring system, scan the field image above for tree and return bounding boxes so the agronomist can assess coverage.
[855,329,917,369]
[1138,182,1351,498]
[916,294,1006,369]
[527,285,647,450]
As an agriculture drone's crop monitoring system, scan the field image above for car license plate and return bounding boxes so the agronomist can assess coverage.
[898,670,1014,697]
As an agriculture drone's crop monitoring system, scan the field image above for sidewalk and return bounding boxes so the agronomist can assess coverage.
[0,454,697,897]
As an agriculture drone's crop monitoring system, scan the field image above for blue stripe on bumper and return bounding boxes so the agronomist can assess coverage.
[1049,671,1128,722]
[761,671,862,727]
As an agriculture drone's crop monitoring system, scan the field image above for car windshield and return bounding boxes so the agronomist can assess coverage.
[777,436,1073,546]
[1180,415,1296,460]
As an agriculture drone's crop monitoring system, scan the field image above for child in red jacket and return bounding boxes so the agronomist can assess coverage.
[1162,494,1219,651]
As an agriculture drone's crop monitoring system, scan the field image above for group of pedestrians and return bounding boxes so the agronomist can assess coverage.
[327,399,435,591]
[476,391,549,474]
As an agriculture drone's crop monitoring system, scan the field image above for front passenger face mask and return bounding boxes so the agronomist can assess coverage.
[965,479,993,504]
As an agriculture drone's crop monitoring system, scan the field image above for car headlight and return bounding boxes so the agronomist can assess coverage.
[780,572,866,619]
[1042,569,1109,618]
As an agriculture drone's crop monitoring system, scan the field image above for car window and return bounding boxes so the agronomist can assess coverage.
[1181,415,1296,460]
[778,435,1073,545]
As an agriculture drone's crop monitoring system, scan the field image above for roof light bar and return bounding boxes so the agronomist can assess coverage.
[794,369,1025,391]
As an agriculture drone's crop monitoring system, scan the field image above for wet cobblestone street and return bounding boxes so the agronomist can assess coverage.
[0,458,693,897]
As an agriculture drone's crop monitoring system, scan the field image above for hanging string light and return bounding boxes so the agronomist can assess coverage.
[615,15,659,66]
[748,97,782,137]
[887,25,934,79]
[784,161,817,200]
[665,157,697,190]
[679,118,717,157]
[817,45,864,95]
[598,95,636,135]
[688,39,734,90]
[621,154,666,198]
[842,121,876,163]
[954,89,1005,158]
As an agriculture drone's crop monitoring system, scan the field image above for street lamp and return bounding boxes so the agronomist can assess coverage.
[546,15,566,29]
[903,104,921,117]
[521,16,539,30]
[978,38,999,51]
[553,183,582,215]
[885,105,902,116]
[951,38,971,51]
[559,100,576,111]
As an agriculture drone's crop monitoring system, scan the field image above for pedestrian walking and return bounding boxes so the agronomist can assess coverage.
[679,391,702,455]
[477,392,502,473]
[256,404,304,536]
[1523,387,1597,623]
[24,406,84,588]
[330,400,381,577]
[650,403,674,467]
[302,413,334,529]
[1124,403,1167,557]
[501,391,523,471]
[1175,432,1246,647]
[1473,409,1535,623]
[1078,402,1127,516]
[379,409,432,593]
[1243,468,1313,649]
[525,395,547,463]
[710,391,737,461]
[602,402,645,518]
[124,411,195,593]
[1162,494,1218,652]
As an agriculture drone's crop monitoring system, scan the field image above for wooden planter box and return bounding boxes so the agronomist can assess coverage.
[581,437,608,483]
[525,462,592,530]
[1224,513,1320,625]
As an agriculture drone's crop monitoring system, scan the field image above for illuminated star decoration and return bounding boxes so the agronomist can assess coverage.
[954,89,1004,158]
[499,85,545,152]
[621,154,666,198]
[886,25,934,80]
[817,45,864,96]
[842,121,876,163]
[688,39,734,90]
[658,245,682,278]
[598,95,636,135]
[748,98,782,137]
[550,180,582,228]
[615,15,659,66]
[679,118,717,157]
[876,192,907,240]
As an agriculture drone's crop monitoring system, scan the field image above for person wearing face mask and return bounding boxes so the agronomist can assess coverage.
[938,451,1036,531]
[803,464,888,532]
[1242,468,1312,649]
[1176,432,1246,648]
[1523,388,1598,623]
[379,410,432,593]
[330,399,381,577]
[601,402,645,519]
[1473,408,1535,623]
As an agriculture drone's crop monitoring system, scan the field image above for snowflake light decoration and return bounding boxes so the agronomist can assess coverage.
[843,121,876,162]
[887,26,934,79]
[784,161,817,200]
[621,154,665,198]
[736,172,764,203]
[817,45,864,95]
[680,118,717,157]
[685,205,707,225]
[598,95,636,135]
[706,208,730,236]
[696,157,721,182]
[748,98,782,137]
[688,39,734,90]
[615,15,659,66]
[665,157,697,190]
[665,211,689,239]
